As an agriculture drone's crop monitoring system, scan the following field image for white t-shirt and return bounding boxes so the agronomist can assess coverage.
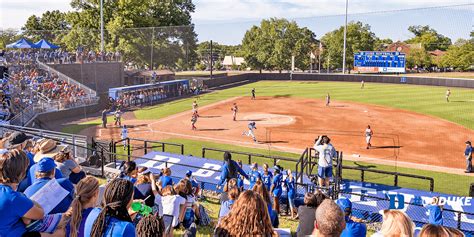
[154,194,163,217]
[161,195,186,227]
[185,195,196,209]
[314,143,336,167]
[365,128,372,137]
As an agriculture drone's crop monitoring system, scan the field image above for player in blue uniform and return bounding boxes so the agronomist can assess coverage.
[270,166,283,215]
[248,162,262,189]
[217,152,248,190]
[284,169,297,219]
[261,163,273,191]
[236,160,244,191]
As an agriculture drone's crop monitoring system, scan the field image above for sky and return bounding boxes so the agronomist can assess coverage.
[1,0,472,45]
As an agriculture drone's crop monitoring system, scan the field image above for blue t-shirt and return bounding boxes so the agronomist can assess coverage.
[261,171,273,191]
[285,177,296,199]
[0,184,34,237]
[160,176,173,188]
[427,205,443,225]
[28,164,63,184]
[219,200,235,220]
[465,146,472,156]
[341,217,367,237]
[24,178,74,214]
[83,208,136,237]
[237,175,244,189]
[17,152,36,192]
[272,174,283,197]
[121,175,137,184]
[65,207,94,237]
[248,170,262,189]
[218,161,249,186]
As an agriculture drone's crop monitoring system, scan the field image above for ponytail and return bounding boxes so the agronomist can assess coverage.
[68,176,99,237]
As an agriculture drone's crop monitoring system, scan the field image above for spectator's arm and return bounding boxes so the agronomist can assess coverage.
[150,173,159,196]
[237,165,249,180]
[315,136,322,146]
[217,165,228,187]
[23,200,44,221]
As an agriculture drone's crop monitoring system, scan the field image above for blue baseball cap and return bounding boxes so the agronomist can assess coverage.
[36,158,57,172]
[336,198,352,213]
[185,170,192,177]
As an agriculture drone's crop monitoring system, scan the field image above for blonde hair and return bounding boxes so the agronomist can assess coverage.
[66,176,99,237]
[380,210,415,237]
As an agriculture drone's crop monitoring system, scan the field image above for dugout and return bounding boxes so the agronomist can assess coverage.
[108,79,189,100]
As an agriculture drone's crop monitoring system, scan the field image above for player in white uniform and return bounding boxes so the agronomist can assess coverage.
[192,100,198,113]
[231,103,238,121]
[361,80,365,89]
[365,125,373,149]
[326,93,330,106]
[121,125,128,150]
[446,89,451,102]
[242,121,257,143]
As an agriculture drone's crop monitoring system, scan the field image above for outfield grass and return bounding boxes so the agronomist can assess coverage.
[157,138,472,196]
[133,81,474,130]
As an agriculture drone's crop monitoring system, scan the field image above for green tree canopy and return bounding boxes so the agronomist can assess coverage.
[241,18,317,72]
[439,39,474,71]
[406,48,431,69]
[405,25,452,51]
[320,21,377,70]
[22,10,69,44]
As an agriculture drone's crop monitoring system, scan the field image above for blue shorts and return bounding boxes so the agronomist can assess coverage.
[318,166,333,179]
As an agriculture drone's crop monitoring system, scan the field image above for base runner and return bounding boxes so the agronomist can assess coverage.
[242,121,257,143]
[191,111,199,130]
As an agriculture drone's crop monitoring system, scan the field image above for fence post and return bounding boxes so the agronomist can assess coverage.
[248,154,251,164]
[127,138,131,162]
[394,174,398,187]
[457,212,462,230]
[181,144,184,155]
[72,136,77,158]
[361,170,365,182]
[162,143,165,152]
[144,141,148,155]
[202,148,206,158]
[165,161,168,168]
[430,179,434,192]
[100,149,105,177]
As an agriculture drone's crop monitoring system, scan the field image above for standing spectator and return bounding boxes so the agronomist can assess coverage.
[270,166,283,215]
[261,163,273,191]
[24,158,75,214]
[365,125,374,149]
[312,199,346,237]
[215,190,276,236]
[0,150,45,237]
[285,169,297,219]
[248,162,261,190]
[217,152,248,190]
[313,135,337,191]
[114,109,122,126]
[65,176,99,237]
[219,186,240,221]
[336,198,367,237]
[101,109,107,128]
[424,197,443,226]
[373,210,415,237]
[84,179,135,237]
[297,191,327,237]
[136,215,164,237]
[465,141,472,173]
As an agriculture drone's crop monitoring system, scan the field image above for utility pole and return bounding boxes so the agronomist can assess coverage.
[100,0,104,52]
[318,41,322,74]
[342,0,348,74]
[210,40,213,79]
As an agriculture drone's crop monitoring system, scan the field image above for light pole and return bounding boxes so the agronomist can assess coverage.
[100,0,104,52]
[342,0,348,74]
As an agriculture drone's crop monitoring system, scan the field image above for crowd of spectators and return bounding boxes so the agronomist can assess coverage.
[0,131,468,237]
[2,49,121,65]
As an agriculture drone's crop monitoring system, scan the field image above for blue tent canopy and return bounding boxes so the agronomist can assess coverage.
[34,39,60,49]
[6,38,36,49]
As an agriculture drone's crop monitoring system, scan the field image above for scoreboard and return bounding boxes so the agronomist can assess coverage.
[354,51,406,73]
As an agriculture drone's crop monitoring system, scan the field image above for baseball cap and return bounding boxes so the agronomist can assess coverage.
[4,132,32,148]
[186,170,193,177]
[336,197,352,213]
[466,141,471,145]
[36,158,57,172]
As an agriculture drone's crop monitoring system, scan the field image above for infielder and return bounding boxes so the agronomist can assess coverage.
[191,111,199,130]
[231,103,238,121]
[365,125,374,149]
[251,88,256,100]
[192,100,199,113]
[121,125,128,150]
[326,93,330,106]
[243,121,257,143]
[446,89,451,102]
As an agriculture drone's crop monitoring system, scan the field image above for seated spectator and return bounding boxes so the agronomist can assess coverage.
[219,186,240,221]
[312,199,346,237]
[3,131,34,192]
[133,168,155,207]
[33,138,67,163]
[136,215,164,237]
[0,150,45,237]
[419,224,450,237]
[220,178,238,204]
[444,226,464,237]
[65,176,99,237]
[252,179,278,227]
[297,191,327,237]
[184,170,200,197]
[215,190,276,236]
[158,167,173,189]
[175,179,199,229]
[119,161,137,184]
[336,197,367,237]
[84,178,135,237]
[53,146,83,183]
[373,210,415,237]
[24,157,75,214]
[161,185,185,237]
[425,197,443,225]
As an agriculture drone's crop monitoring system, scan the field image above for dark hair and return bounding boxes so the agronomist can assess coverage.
[174,179,192,197]
[123,161,137,176]
[136,215,164,237]
[90,179,134,237]
[224,152,237,178]
[0,150,29,183]
[322,136,331,144]
[305,190,327,208]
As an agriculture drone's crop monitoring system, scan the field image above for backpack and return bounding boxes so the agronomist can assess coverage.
[197,204,211,226]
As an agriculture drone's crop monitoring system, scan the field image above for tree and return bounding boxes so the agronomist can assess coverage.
[405,25,452,51]
[320,21,377,71]
[22,11,69,44]
[0,29,21,49]
[241,18,317,72]
[406,48,431,70]
[440,39,474,71]
[374,38,393,51]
